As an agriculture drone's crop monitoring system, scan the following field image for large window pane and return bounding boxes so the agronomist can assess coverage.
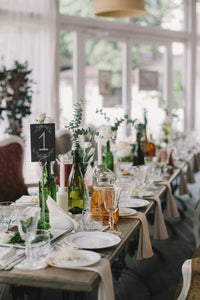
[131,44,166,142]
[59,30,73,129]
[85,38,125,139]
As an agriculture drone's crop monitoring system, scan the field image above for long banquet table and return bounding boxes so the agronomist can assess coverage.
[0,155,196,297]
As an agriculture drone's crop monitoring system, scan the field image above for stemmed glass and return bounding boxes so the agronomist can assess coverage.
[0,201,15,232]
[15,203,41,270]
[101,184,121,235]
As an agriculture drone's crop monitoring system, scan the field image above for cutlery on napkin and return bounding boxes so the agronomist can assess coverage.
[47,255,114,300]
[16,195,39,204]
[0,247,24,270]
[46,196,78,231]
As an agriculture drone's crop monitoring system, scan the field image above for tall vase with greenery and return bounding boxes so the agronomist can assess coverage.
[0,60,34,137]
[65,98,97,210]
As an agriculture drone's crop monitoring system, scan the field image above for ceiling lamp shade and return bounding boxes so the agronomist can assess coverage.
[94,0,145,18]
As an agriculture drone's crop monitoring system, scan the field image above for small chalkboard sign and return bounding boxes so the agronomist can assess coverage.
[30,123,55,162]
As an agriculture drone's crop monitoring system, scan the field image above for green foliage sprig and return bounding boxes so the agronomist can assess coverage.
[66,98,98,149]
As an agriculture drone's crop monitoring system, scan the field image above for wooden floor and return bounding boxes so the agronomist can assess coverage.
[1,172,200,300]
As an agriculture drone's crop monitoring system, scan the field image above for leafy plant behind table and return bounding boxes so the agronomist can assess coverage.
[0,60,35,137]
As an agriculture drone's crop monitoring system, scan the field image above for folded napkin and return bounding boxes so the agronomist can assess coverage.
[157,182,180,218]
[186,162,195,184]
[194,153,200,173]
[46,196,78,231]
[179,168,189,195]
[16,195,39,204]
[125,212,154,260]
[47,256,114,300]
[145,195,168,240]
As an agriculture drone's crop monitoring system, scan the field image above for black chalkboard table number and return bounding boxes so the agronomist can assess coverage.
[30,123,56,221]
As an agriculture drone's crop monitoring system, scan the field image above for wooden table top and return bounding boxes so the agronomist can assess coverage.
[0,159,191,293]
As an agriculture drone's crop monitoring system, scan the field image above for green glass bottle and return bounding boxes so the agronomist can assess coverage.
[68,150,85,214]
[39,161,57,222]
[103,140,114,172]
[133,132,144,166]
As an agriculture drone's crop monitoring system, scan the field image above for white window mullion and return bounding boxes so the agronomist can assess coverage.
[122,40,132,136]
[164,43,173,121]
[185,0,196,131]
[73,32,85,104]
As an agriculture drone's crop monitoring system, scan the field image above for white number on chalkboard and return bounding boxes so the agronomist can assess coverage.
[39,131,48,151]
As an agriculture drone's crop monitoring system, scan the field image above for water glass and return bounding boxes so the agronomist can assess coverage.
[30,229,51,269]
[0,201,15,232]
[15,203,41,270]
[82,208,102,231]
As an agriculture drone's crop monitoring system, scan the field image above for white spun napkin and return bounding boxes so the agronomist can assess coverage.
[16,195,39,204]
[47,256,114,300]
[46,196,78,231]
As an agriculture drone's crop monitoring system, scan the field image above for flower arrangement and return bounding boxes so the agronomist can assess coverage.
[0,60,34,137]
[65,98,96,176]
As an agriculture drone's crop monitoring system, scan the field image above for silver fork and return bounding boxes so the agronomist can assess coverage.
[0,252,25,271]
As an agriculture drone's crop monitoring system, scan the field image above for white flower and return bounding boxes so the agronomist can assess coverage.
[84,142,92,149]
[98,125,116,141]
[114,140,132,157]
[36,113,46,123]
[44,116,55,123]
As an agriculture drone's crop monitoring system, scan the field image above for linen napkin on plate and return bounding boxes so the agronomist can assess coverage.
[46,196,78,231]
[156,181,180,218]
[47,257,114,300]
[125,212,154,260]
[145,195,168,240]
[16,195,39,204]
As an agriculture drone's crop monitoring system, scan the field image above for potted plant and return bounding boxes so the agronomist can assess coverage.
[0,60,34,137]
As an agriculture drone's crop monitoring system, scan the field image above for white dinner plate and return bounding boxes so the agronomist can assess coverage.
[130,191,154,198]
[119,208,137,217]
[153,177,163,183]
[65,232,121,250]
[119,198,150,209]
[50,249,101,268]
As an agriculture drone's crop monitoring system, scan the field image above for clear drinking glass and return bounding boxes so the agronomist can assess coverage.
[101,184,121,235]
[15,203,41,270]
[0,201,15,232]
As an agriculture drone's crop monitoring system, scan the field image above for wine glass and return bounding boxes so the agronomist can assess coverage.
[101,184,121,235]
[15,203,41,270]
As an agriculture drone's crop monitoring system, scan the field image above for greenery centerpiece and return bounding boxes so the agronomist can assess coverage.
[0,60,34,137]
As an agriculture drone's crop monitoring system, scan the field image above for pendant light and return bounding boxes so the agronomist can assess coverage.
[94,0,145,18]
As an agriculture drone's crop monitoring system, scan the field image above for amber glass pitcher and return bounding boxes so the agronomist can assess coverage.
[91,164,119,225]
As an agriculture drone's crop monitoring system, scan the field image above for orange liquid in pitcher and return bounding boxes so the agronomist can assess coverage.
[91,187,119,225]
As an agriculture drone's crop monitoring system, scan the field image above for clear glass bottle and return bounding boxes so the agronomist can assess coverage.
[91,164,119,225]
[39,161,57,222]
[68,150,85,214]
[103,140,114,172]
